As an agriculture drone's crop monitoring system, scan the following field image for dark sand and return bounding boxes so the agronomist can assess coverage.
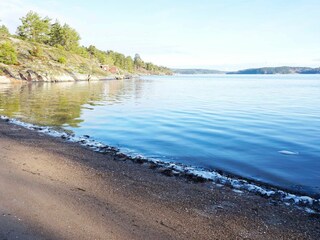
[0,119,319,239]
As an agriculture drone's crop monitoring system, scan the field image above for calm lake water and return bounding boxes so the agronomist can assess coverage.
[1,75,320,196]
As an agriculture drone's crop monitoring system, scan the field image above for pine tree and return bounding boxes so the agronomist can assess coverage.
[17,11,51,43]
[49,21,80,51]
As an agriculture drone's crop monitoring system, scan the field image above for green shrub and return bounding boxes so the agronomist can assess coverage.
[29,45,43,57]
[57,56,66,64]
[0,69,4,75]
[0,41,18,65]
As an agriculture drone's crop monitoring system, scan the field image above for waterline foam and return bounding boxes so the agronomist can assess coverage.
[1,115,319,213]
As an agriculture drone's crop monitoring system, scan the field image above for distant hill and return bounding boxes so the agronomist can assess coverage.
[172,69,225,74]
[227,66,320,74]
[173,67,320,75]
[299,68,320,74]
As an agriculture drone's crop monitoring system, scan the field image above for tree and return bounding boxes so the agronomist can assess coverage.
[49,21,63,46]
[104,53,114,65]
[0,24,10,37]
[72,45,90,58]
[87,45,98,56]
[49,21,81,51]
[113,52,126,69]
[125,56,134,72]
[134,53,144,69]
[146,62,154,71]
[16,11,51,43]
[0,41,18,65]
[86,45,111,64]
[60,24,80,51]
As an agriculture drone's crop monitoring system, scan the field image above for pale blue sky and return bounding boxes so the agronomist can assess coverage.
[1,0,319,70]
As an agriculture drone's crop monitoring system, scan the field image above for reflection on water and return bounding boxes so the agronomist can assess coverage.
[0,80,145,127]
[1,75,320,196]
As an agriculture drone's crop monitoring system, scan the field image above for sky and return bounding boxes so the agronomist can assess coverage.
[0,0,319,70]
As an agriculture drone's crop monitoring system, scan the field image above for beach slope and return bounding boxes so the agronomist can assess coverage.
[0,119,319,239]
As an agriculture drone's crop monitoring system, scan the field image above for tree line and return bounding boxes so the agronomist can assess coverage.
[0,11,171,74]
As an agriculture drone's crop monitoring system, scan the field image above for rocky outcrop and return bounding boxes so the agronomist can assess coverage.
[0,76,12,84]
[1,67,109,82]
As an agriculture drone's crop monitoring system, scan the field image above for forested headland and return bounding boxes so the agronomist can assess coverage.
[0,11,172,82]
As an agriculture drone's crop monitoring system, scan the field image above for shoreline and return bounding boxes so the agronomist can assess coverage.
[0,74,135,84]
[0,118,320,239]
[1,115,319,214]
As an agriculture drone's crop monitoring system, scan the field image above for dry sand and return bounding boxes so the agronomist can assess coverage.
[0,119,319,239]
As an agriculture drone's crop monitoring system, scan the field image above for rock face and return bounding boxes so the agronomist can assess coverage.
[0,76,12,84]
[1,67,107,82]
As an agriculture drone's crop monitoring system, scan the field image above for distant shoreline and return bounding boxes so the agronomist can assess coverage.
[172,66,320,75]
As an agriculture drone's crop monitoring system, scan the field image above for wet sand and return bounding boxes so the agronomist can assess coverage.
[0,119,319,239]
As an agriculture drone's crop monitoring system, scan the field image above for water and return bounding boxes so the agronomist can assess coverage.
[1,75,320,196]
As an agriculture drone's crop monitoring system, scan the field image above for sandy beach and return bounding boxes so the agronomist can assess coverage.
[0,118,319,240]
